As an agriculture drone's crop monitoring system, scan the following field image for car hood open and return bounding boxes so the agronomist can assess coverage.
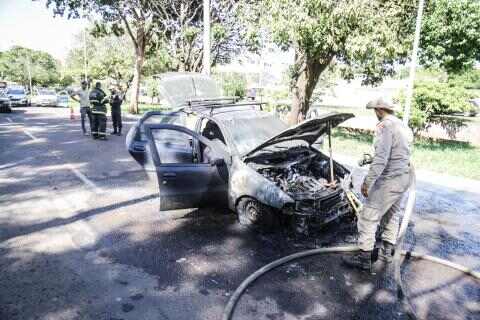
[244,112,354,157]
[156,72,222,108]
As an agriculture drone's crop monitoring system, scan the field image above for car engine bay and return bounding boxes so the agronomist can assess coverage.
[245,146,351,217]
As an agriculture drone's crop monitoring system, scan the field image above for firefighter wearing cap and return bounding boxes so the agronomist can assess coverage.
[89,82,109,140]
[342,97,413,271]
[109,86,123,135]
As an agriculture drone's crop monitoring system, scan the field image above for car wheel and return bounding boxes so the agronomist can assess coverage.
[236,197,278,230]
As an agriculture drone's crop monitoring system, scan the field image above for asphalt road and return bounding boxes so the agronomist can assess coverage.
[0,107,479,320]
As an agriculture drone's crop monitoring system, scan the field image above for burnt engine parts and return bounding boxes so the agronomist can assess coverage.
[247,147,351,218]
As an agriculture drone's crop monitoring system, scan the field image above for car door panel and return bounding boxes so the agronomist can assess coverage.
[145,124,230,211]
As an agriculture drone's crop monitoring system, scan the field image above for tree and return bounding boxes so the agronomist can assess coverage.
[65,32,135,85]
[420,0,480,74]
[0,46,60,88]
[45,0,161,113]
[65,30,170,90]
[152,0,244,72]
[244,0,416,124]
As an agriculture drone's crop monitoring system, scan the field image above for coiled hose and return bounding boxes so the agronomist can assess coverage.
[222,168,480,320]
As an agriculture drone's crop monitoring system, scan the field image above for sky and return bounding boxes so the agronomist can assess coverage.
[0,0,88,61]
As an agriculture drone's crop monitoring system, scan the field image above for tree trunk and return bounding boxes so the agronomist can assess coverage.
[287,50,333,125]
[129,49,145,114]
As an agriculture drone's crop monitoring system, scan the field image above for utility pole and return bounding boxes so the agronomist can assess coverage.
[83,28,88,83]
[203,0,211,75]
[24,54,32,93]
[403,0,425,126]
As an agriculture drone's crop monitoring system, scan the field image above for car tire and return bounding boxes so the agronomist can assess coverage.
[236,197,278,230]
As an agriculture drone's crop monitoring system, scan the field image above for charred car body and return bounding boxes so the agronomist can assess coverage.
[127,73,358,233]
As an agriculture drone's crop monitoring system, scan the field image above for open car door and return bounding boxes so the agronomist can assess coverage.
[144,124,230,211]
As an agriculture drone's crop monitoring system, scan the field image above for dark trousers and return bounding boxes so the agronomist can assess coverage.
[92,113,107,138]
[111,106,122,133]
[80,107,92,134]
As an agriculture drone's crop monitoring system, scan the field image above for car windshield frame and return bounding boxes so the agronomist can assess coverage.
[220,114,289,156]
[38,90,56,95]
[7,89,25,95]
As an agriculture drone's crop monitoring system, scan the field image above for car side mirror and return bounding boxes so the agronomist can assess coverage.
[211,158,225,167]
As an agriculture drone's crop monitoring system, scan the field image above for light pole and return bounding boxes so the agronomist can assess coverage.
[83,28,88,83]
[203,0,211,75]
[403,0,425,126]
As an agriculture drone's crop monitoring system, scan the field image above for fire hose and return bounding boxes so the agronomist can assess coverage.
[222,167,480,320]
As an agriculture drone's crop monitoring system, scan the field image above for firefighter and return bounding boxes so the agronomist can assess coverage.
[109,86,123,135]
[89,82,109,140]
[342,97,413,271]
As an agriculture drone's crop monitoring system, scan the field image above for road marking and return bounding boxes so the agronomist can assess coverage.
[68,164,104,195]
[23,129,38,141]
[15,114,104,194]
[0,158,32,170]
[6,117,13,123]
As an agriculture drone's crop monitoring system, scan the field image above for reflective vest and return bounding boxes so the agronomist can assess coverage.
[89,88,108,115]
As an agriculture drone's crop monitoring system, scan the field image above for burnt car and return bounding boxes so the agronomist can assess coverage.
[127,73,358,233]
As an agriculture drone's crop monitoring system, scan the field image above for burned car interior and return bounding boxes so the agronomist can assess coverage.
[126,73,360,234]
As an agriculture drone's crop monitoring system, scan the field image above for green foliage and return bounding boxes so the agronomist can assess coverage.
[448,70,480,91]
[251,0,416,85]
[0,46,60,87]
[396,81,475,133]
[65,30,170,85]
[145,77,160,98]
[421,0,480,74]
[65,32,134,84]
[220,73,247,98]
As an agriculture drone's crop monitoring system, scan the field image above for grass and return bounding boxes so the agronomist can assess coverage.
[328,128,480,180]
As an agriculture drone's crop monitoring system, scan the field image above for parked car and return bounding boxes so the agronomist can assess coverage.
[469,98,480,117]
[56,90,69,108]
[31,88,58,107]
[0,89,12,113]
[6,85,30,106]
[126,73,357,233]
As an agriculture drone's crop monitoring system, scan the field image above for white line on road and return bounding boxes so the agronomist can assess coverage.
[68,165,104,195]
[0,158,32,170]
[21,124,104,194]
[23,129,38,141]
[6,117,13,123]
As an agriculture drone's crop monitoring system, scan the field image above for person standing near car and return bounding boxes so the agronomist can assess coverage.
[109,86,123,135]
[342,97,413,271]
[71,80,91,135]
[89,82,109,140]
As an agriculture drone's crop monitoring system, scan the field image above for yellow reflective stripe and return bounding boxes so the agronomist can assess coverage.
[92,111,106,115]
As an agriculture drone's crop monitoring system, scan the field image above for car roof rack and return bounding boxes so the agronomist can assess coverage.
[188,102,265,116]
[187,96,239,106]
[182,97,265,116]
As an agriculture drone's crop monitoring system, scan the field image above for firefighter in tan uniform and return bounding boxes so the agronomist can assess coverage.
[343,98,413,271]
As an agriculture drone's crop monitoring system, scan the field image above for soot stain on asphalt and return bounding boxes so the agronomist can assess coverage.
[130,293,144,301]
[121,302,135,313]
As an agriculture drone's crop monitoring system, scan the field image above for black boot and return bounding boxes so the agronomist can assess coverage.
[342,250,372,271]
[117,128,122,136]
[378,241,395,263]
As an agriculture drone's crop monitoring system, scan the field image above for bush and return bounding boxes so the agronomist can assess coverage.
[396,81,475,134]
[220,72,247,98]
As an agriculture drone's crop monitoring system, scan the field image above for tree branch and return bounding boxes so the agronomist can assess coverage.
[120,13,138,49]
